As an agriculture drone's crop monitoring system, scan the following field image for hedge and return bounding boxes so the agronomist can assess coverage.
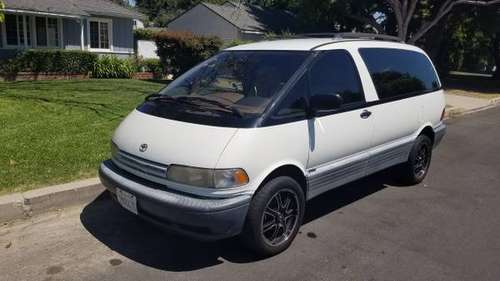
[135,58,165,79]
[0,50,98,75]
[155,31,222,77]
[134,28,158,40]
[92,55,136,79]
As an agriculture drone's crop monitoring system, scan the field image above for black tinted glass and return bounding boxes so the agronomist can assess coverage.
[360,48,440,99]
[309,50,365,106]
[271,75,308,123]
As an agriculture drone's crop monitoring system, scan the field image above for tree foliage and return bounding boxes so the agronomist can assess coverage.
[0,0,5,23]
[255,0,500,77]
[155,31,222,76]
[284,0,500,44]
[135,0,500,77]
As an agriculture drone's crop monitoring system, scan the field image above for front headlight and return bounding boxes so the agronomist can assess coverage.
[166,165,249,188]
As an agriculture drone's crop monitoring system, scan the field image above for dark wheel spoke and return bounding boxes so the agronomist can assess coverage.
[270,225,280,241]
[284,213,296,221]
[282,197,291,211]
[265,207,280,218]
[275,192,284,209]
[263,221,276,233]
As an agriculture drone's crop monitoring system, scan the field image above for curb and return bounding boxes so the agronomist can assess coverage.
[0,178,104,224]
[445,96,500,120]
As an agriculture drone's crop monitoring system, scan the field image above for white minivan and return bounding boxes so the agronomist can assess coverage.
[99,34,446,256]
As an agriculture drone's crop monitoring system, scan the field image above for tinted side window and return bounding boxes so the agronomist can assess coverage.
[309,50,365,106]
[359,48,440,99]
[268,75,308,124]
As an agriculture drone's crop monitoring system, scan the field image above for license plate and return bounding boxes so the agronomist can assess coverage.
[116,188,138,215]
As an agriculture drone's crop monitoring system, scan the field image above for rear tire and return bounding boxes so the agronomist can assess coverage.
[242,176,305,257]
[397,134,433,185]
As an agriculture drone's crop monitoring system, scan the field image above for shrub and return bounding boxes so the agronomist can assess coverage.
[264,30,295,40]
[0,57,22,76]
[224,39,255,48]
[92,55,135,79]
[155,31,222,77]
[134,28,158,40]
[0,50,98,74]
[135,58,165,79]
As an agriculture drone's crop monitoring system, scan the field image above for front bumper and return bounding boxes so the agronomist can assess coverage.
[99,160,251,241]
[433,122,447,148]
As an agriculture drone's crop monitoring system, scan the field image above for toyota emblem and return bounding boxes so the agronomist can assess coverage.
[139,143,148,152]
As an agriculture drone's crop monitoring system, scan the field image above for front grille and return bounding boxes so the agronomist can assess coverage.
[112,149,168,179]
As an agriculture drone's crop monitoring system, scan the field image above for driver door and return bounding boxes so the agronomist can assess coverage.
[306,50,375,199]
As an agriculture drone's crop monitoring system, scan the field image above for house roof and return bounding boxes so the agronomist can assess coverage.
[201,1,297,33]
[2,0,145,19]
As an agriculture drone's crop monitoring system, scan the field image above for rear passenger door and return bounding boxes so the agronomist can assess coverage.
[358,48,442,172]
[306,50,374,198]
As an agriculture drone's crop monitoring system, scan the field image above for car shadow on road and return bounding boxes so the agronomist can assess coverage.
[80,170,400,272]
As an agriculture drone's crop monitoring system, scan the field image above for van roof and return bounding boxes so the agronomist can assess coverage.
[225,37,415,52]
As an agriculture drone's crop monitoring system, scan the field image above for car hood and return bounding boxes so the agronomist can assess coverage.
[112,109,238,168]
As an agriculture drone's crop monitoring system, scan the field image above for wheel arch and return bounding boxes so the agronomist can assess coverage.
[418,125,435,144]
[255,164,308,199]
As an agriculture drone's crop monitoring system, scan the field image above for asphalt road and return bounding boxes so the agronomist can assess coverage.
[1,107,500,281]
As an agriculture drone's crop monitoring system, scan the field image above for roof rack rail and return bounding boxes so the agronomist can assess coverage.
[299,32,403,42]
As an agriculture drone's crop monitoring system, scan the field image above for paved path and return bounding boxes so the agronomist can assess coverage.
[445,92,491,111]
[1,108,500,281]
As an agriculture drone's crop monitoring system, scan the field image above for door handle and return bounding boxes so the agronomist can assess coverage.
[360,110,372,119]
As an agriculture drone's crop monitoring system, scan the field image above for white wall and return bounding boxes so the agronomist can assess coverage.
[137,40,159,59]
[133,19,145,30]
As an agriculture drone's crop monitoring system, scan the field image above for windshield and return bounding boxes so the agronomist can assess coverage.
[138,51,310,127]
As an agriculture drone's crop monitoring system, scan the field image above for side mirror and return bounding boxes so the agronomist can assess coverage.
[309,94,343,117]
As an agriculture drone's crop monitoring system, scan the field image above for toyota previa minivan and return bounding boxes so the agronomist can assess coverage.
[99,34,446,256]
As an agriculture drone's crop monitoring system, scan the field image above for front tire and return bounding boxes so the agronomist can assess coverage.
[398,134,433,185]
[242,176,305,257]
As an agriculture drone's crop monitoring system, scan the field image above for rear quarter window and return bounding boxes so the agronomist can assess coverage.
[359,48,440,100]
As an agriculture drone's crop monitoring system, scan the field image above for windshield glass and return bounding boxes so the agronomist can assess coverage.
[144,51,309,125]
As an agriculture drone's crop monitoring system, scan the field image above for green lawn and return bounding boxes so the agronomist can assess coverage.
[0,79,165,194]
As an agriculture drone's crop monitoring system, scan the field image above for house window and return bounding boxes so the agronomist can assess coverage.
[36,17,47,46]
[1,14,60,49]
[2,14,32,47]
[89,19,112,50]
[35,16,60,47]
[5,14,18,46]
[25,17,31,46]
[47,18,59,47]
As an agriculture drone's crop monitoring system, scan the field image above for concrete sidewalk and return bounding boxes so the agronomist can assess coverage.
[445,92,500,118]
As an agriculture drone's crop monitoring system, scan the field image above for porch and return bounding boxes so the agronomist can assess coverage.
[0,10,134,59]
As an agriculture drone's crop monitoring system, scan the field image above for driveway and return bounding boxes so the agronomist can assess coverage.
[1,107,500,281]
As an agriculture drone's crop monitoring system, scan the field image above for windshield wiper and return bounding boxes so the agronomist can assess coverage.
[145,94,198,107]
[145,94,244,118]
[145,93,177,102]
[177,96,244,118]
